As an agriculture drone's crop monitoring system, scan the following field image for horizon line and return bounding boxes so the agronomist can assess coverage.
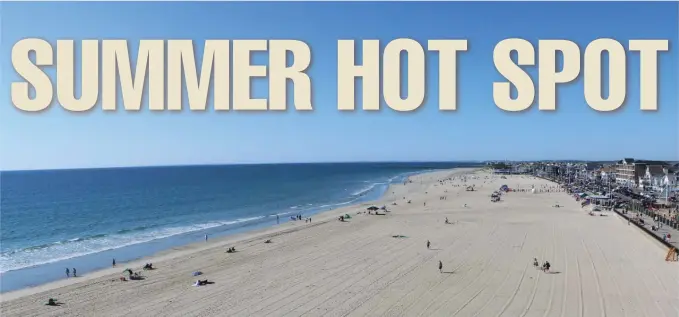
[3,158,672,173]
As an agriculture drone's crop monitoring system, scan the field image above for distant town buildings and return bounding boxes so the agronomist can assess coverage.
[614,158,676,190]
[484,158,678,195]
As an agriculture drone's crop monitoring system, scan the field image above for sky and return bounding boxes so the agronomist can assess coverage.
[1,1,677,170]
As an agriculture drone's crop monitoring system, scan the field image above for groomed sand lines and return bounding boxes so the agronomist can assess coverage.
[1,169,677,317]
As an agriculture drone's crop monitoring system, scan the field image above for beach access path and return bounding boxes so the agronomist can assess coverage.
[1,169,677,317]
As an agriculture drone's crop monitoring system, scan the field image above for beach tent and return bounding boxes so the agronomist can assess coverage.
[499,185,509,192]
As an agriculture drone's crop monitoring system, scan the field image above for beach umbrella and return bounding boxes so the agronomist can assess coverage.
[367,206,379,211]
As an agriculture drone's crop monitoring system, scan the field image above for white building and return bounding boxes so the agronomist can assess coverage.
[614,158,669,188]
[600,166,615,183]
[642,165,677,192]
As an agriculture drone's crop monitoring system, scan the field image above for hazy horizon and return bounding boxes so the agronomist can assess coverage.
[3,157,677,173]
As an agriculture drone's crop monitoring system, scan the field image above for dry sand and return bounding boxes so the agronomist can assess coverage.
[2,168,678,317]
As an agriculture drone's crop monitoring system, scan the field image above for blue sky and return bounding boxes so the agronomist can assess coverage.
[1,1,677,170]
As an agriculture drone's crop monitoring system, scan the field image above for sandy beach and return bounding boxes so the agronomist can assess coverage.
[1,168,677,317]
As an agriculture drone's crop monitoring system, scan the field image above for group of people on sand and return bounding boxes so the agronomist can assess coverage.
[122,268,144,281]
[533,257,551,272]
[226,246,237,253]
[289,214,312,223]
[65,267,77,278]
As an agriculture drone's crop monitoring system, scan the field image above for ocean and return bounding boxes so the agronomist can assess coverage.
[0,162,476,292]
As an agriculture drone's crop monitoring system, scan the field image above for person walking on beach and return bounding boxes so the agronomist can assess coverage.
[72,268,77,277]
[66,268,70,278]
[112,258,116,267]
[205,234,208,242]
[438,261,443,273]
[427,240,431,249]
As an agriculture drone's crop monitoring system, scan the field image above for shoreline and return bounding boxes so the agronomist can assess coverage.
[0,167,477,301]
[2,167,676,316]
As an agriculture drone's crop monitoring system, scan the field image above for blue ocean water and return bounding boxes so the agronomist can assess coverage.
[0,162,475,291]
